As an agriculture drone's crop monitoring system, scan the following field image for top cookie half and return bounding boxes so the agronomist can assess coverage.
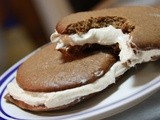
[56,6,160,50]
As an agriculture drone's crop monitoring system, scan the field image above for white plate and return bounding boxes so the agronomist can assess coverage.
[0,49,160,120]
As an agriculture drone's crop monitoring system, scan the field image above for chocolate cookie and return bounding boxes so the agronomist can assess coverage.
[56,6,160,50]
[17,43,116,92]
[5,43,117,111]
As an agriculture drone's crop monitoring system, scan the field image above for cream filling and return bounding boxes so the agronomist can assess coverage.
[7,25,160,108]
[51,25,160,67]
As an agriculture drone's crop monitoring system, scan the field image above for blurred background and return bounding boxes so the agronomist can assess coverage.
[0,0,160,75]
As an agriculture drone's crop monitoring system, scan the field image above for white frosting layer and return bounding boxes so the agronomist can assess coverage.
[7,25,160,108]
[51,25,160,67]
[51,25,128,48]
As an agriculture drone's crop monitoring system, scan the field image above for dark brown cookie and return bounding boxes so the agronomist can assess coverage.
[56,6,160,50]
[16,43,117,92]
[5,43,117,111]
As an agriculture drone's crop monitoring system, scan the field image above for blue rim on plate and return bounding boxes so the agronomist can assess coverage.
[0,50,160,120]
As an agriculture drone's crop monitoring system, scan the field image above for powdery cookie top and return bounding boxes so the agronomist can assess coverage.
[56,6,160,50]
[16,43,116,92]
